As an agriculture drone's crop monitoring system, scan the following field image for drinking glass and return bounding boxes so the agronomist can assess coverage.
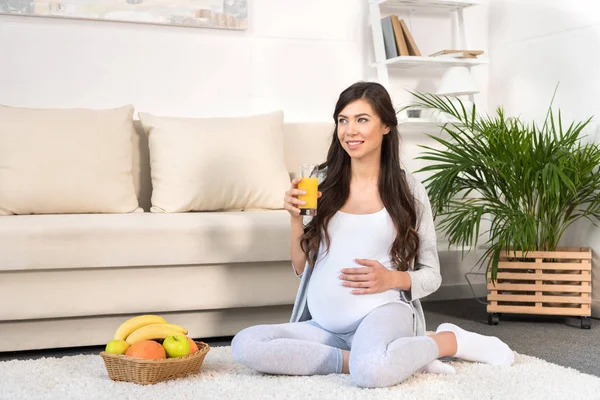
[297,164,319,216]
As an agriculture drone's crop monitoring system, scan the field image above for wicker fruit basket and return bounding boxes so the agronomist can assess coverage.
[101,341,210,385]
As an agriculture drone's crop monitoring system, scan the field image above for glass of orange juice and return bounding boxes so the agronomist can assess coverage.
[298,164,319,216]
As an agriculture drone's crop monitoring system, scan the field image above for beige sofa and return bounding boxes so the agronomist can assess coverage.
[0,113,334,352]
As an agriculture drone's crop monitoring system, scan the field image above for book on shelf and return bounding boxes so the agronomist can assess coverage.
[429,49,484,59]
[398,19,421,56]
[391,15,409,56]
[381,16,398,59]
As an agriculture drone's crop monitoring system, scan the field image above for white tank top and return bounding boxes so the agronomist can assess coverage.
[306,208,410,333]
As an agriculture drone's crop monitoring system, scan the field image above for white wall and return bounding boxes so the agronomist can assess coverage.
[489,0,600,317]
[0,0,491,300]
[0,0,366,121]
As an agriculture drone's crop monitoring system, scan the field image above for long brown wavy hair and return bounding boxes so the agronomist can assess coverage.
[300,81,420,272]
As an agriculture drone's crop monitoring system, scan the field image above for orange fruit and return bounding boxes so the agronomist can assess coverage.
[125,340,166,360]
[186,337,199,354]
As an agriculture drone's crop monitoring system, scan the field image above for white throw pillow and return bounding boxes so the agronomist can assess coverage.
[138,111,291,212]
[0,104,141,215]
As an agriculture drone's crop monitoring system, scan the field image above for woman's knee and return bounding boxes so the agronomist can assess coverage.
[349,352,410,388]
[231,325,263,365]
[350,359,386,388]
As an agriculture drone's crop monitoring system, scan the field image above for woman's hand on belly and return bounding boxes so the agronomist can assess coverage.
[339,259,396,295]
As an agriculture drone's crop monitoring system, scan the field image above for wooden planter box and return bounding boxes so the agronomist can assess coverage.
[487,247,592,329]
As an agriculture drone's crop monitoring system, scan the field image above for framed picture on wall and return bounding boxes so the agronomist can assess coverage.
[0,0,248,30]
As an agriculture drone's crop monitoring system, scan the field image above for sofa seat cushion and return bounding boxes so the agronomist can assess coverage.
[0,210,292,271]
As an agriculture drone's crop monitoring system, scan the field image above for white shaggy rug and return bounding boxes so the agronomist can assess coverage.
[1,346,599,400]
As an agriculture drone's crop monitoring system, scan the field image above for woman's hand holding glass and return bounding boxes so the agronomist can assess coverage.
[284,177,322,218]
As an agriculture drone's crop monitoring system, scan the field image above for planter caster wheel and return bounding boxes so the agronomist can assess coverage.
[581,317,591,329]
[488,313,500,325]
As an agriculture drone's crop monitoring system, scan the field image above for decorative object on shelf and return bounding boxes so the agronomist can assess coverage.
[404,90,598,328]
[436,66,479,96]
[0,0,248,30]
[430,49,484,59]
[426,66,478,122]
[406,109,422,118]
[397,101,436,123]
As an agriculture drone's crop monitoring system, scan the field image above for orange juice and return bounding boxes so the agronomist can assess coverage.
[298,177,318,212]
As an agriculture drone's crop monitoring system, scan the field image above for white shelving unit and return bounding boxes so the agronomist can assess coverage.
[397,118,445,135]
[397,117,466,134]
[377,55,487,69]
[376,0,480,10]
[368,0,486,87]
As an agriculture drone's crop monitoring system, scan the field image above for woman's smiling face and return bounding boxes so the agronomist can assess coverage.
[336,98,390,160]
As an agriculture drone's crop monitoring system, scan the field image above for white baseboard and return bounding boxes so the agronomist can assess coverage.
[0,306,294,352]
[422,282,487,302]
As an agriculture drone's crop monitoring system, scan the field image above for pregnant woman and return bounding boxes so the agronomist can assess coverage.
[231,81,514,388]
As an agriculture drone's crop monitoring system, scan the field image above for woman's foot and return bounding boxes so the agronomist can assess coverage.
[420,359,456,375]
[436,323,515,366]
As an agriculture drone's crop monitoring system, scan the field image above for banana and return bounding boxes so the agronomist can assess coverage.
[162,323,188,335]
[125,323,188,345]
[113,315,168,341]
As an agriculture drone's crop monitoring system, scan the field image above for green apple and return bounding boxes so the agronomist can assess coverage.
[163,335,191,358]
[105,339,130,355]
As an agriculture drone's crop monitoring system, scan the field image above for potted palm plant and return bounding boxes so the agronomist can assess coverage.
[403,91,600,328]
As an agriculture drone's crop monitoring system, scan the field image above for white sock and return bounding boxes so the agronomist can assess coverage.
[436,323,515,366]
[420,359,456,375]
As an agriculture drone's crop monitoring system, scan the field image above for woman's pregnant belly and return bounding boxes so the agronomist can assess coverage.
[306,260,404,334]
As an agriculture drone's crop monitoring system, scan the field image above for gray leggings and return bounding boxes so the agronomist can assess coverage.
[231,302,439,388]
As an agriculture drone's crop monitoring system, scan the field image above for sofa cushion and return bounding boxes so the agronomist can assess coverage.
[0,104,141,215]
[130,121,336,212]
[0,211,291,271]
[138,111,291,213]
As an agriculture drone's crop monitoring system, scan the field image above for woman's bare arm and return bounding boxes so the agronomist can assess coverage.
[290,217,306,275]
